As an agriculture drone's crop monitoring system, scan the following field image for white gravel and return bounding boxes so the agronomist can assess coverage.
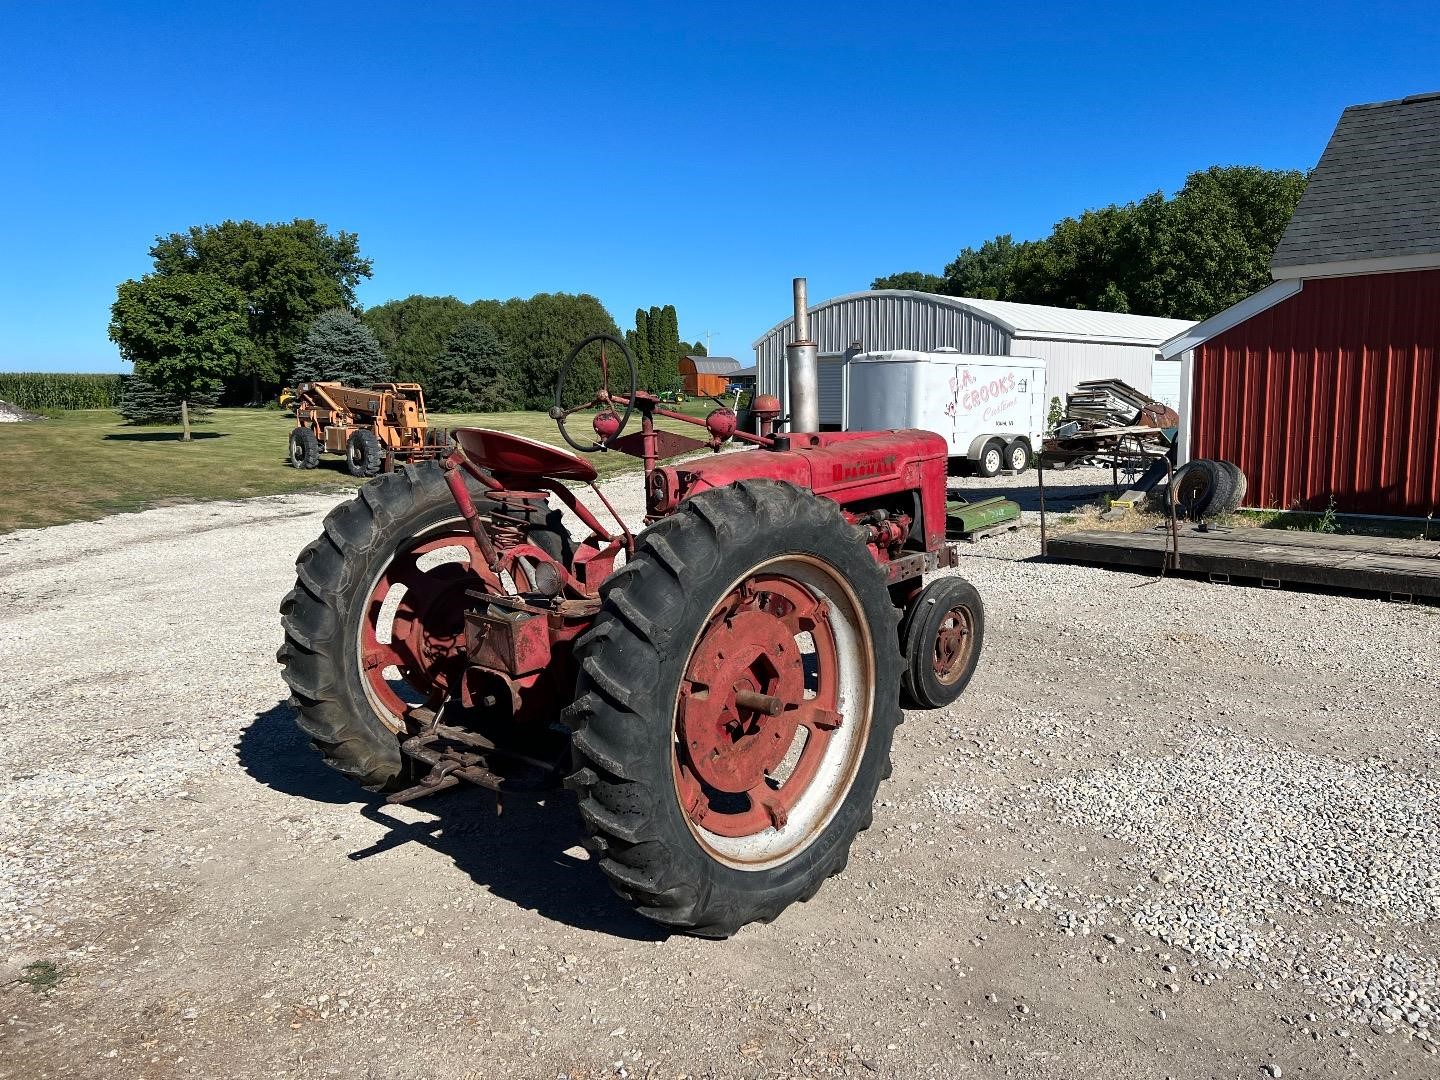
[1048,734,1440,1039]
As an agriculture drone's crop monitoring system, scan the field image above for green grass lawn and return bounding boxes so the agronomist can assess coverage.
[0,403,719,533]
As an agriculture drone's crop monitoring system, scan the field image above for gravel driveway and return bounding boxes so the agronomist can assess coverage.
[1,466,1437,1079]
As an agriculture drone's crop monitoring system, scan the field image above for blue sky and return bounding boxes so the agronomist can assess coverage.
[2,1,1438,373]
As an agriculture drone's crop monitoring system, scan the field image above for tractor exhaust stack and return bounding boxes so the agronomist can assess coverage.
[786,277,820,433]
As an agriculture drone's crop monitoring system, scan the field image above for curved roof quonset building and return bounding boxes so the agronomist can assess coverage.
[752,290,1195,425]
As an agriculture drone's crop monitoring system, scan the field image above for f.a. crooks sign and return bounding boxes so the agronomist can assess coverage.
[958,371,1018,412]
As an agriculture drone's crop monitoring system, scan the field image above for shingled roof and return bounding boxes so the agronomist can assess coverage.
[1271,92,1440,278]
[682,355,741,375]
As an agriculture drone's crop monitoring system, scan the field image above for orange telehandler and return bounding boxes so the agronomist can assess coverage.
[287,381,448,476]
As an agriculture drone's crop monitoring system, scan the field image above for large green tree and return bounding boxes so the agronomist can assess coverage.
[292,309,390,386]
[362,294,473,387]
[431,316,513,412]
[108,273,251,440]
[871,166,1308,320]
[148,219,372,394]
[360,291,629,409]
[942,234,1033,301]
[1128,166,1310,318]
[870,269,949,293]
[484,293,621,409]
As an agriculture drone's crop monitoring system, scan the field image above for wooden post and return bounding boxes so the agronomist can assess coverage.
[1037,454,1048,557]
[180,399,191,442]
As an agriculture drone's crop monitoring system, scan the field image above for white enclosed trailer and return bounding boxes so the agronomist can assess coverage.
[846,349,1047,475]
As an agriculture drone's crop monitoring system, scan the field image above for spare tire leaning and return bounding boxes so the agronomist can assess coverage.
[1171,459,1236,520]
[1217,460,1247,513]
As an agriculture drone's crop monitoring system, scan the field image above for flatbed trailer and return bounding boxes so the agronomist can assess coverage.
[1047,523,1440,603]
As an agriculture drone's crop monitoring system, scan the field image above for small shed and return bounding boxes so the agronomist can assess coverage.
[751,291,1193,427]
[1162,91,1440,517]
[680,355,741,396]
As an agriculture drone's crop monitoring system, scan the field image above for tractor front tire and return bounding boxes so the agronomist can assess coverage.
[346,430,384,477]
[289,426,320,469]
[565,479,902,937]
[899,576,985,709]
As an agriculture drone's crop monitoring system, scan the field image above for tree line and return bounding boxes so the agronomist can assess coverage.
[873,166,1309,321]
[361,295,703,411]
[107,218,702,433]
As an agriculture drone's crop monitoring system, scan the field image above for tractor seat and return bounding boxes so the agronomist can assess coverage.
[452,427,598,483]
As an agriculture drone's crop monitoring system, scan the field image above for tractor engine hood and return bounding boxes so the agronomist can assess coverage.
[649,428,950,552]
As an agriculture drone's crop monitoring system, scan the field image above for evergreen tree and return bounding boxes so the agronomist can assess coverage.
[627,308,653,391]
[431,317,514,412]
[116,374,218,425]
[292,309,390,386]
[656,305,681,392]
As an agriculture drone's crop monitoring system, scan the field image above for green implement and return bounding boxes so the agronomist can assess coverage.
[945,494,1022,542]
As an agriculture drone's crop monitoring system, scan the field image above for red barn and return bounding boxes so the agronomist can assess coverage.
[680,355,741,397]
[1163,92,1440,517]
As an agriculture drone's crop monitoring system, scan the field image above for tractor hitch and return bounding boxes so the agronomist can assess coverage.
[387,717,565,807]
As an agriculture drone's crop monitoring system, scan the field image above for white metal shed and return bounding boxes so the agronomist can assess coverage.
[751,290,1195,425]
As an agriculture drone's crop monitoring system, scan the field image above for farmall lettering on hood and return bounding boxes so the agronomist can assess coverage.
[832,453,899,483]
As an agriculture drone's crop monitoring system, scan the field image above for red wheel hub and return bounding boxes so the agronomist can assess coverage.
[675,576,844,838]
[359,532,485,724]
[932,606,974,684]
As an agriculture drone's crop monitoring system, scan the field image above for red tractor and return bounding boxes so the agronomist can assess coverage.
[278,280,985,936]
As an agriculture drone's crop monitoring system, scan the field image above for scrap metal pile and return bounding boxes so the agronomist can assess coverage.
[1042,378,1178,470]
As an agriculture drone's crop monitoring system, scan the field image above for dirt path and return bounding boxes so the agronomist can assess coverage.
[1,477,1437,1080]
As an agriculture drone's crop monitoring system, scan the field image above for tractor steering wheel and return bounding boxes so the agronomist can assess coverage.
[551,333,638,452]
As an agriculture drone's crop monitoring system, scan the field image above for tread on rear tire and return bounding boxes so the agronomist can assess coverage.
[563,479,903,937]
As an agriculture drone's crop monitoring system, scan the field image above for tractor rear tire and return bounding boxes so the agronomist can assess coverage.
[277,463,569,791]
[899,576,985,709]
[564,479,902,937]
[346,430,384,477]
[289,427,320,469]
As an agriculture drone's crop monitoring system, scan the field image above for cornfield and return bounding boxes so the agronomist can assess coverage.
[0,373,124,411]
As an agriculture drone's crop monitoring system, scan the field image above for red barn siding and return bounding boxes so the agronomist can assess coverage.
[1191,269,1440,516]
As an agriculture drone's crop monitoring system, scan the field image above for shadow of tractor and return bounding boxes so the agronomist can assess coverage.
[236,700,666,942]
